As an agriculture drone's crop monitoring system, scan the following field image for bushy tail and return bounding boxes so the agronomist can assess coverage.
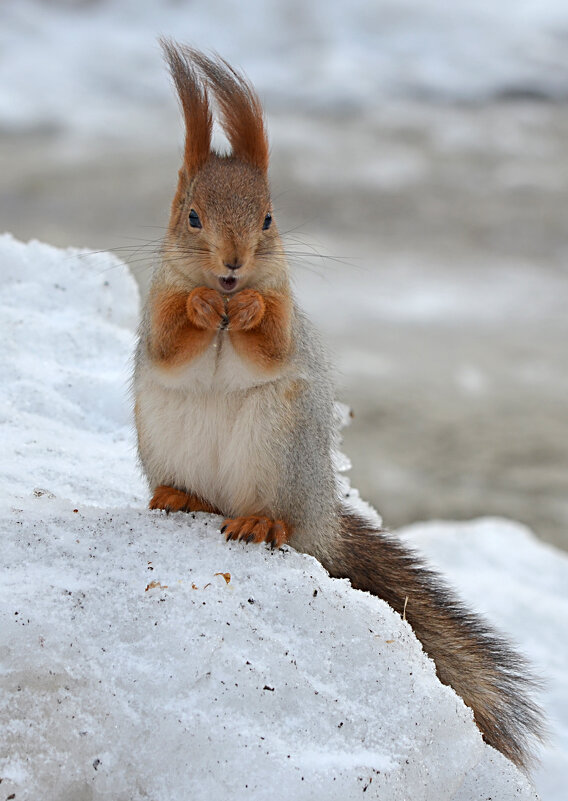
[322,508,544,770]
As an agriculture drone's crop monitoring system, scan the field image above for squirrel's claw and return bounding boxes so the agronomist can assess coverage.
[222,516,291,547]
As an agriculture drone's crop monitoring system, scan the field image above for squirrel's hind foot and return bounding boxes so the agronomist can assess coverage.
[221,516,291,548]
[150,485,221,515]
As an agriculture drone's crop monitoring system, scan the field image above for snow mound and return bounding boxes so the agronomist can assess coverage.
[0,234,143,509]
[1,501,536,801]
[0,235,541,799]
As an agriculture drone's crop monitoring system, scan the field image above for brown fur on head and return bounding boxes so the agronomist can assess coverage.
[160,40,286,295]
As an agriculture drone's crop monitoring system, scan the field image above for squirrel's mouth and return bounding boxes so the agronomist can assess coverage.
[218,275,239,293]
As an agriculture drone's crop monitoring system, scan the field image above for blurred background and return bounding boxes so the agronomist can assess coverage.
[1,0,567,549]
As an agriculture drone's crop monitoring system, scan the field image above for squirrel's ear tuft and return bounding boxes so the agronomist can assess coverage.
[160,38,212,177]
[187,49,269,174]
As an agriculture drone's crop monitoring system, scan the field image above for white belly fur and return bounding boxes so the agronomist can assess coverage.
[136,332,293,517]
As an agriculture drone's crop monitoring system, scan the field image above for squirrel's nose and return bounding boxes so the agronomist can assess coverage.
[224,261,242,271]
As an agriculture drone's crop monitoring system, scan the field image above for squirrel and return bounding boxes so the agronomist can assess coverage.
[133,39,543,770]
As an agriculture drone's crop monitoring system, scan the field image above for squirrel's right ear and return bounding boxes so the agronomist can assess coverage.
[160,38,212,179]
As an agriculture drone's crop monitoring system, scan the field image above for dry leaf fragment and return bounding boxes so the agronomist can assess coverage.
[145,581,168,592]
[215,572,231,584]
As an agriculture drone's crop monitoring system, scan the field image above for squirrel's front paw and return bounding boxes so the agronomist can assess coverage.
[227,289,265,331]
[187,287,226,330]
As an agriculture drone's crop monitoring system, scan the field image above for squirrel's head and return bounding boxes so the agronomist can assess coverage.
[161,40,286,294]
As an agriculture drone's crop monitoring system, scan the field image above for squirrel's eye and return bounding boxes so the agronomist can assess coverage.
[188,209,202,229]
[262,212,272,231]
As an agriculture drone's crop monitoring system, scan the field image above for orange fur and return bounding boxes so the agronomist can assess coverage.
[150,485,221,515]
[228,290,292,371]
[221,516,291,547]
[148,289,219,368]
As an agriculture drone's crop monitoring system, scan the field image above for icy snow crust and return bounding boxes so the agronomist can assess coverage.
[0,236,539,799]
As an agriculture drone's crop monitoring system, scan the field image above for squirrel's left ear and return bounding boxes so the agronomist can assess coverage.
[160,38,212,179]
[188,48,269,174]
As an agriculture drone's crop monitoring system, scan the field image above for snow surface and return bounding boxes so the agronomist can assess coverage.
[2,0,568,141]
[0,235,563,799]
